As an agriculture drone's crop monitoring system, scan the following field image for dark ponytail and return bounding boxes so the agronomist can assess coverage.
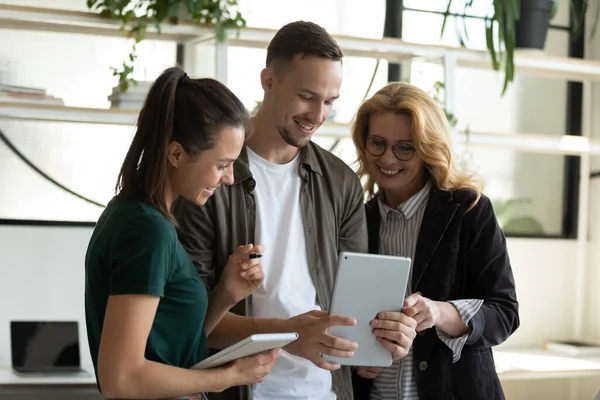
[115,66,249,220]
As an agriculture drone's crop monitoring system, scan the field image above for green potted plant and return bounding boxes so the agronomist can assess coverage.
[442,0,600,95]
[492,198,545,235]
[86,0,247,92]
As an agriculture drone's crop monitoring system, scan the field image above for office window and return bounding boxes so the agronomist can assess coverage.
[0,120,132,222]
[325,137,567,237]
[402,3,575,239]
[453,146,566,237]
[0,28,175,223]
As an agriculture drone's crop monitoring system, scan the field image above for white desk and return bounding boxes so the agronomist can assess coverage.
[0,366,101,400]
[495,348,600,381]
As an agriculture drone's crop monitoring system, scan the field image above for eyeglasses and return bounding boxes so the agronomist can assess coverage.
[365,137,416,161]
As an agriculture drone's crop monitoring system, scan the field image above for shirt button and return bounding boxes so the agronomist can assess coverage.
[419,361,428,371]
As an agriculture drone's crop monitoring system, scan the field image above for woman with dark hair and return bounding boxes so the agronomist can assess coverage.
[85,67,279,400]
[351,82,519,399]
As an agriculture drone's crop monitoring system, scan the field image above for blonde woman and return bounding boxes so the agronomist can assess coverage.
[350,82,519,400]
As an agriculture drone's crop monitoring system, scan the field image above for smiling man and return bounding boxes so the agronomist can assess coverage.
[172,21,415,400]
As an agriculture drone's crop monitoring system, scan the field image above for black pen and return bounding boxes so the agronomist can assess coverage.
[248,253,262,259]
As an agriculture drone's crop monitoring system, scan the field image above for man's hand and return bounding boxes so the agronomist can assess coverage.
[284,310,358,371]
[403,293,441,332]
[370,311,417,360]
[356,366,382,379]
[215,244,265,305]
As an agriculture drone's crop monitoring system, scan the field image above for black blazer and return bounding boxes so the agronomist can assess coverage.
[353,187,519,400]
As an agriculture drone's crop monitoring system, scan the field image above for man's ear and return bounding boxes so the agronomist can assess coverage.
[167,141,184,168]
[260,67,275,92]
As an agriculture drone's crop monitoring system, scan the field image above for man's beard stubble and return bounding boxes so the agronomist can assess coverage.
[278,126,312,148]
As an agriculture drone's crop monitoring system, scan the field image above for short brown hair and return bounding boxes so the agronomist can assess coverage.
[266,21,343,69]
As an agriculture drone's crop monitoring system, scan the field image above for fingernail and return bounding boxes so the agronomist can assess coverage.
[353,342,359,349]
[241,272,247,277]
[348,352,355,357]
[378,313,385,319]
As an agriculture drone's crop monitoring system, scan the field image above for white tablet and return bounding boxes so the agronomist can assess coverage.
[191,333,298,370]
[323,252,411,367]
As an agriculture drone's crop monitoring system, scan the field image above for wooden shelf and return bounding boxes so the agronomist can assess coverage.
[2,102,600,155]
[453,129,600,156]
[3,5,600,81]
[0,102,139,125]
[0,4,212,41]
[495,348,600,381]
[0,103,352,139]
[0,365,97,386]
[0,102,350,134]
[2,4,600,155]
[224,28,600,81]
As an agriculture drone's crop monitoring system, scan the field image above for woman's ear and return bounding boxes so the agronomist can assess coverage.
[166,141,185,168]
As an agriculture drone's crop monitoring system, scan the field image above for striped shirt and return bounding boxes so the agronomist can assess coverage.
[370,181,483,400]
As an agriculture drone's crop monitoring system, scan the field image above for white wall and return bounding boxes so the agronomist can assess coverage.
[0,225,93,368]
[0,225,580,367]
[501,239,579,348]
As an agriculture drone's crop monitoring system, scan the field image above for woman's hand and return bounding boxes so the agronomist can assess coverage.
[403,293,441,332]
[403,293,470,337]
[370,311,417,360]
[224,349,281,387]
[215,244,265,305]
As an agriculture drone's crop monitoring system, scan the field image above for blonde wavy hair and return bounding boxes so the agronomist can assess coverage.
[352,82,483,210]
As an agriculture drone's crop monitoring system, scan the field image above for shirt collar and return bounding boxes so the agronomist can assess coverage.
[378,180,432,221]
[233,141,322,186]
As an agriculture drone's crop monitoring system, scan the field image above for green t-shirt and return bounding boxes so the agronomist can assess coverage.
[85,197,208,383]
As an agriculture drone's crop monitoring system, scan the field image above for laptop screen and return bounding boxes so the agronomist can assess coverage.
[10,321,80,371]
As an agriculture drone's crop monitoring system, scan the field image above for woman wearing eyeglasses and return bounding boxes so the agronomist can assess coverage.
[350,82,519,400]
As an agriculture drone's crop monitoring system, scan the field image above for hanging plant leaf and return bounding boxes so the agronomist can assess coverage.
[87,0,247,93]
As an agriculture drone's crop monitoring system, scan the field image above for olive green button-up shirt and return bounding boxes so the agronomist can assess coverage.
[172,141,368,400]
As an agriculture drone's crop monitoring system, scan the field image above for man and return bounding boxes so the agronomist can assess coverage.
[172,21,417,400]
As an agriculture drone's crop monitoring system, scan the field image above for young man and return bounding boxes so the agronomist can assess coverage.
[172,21,417,400]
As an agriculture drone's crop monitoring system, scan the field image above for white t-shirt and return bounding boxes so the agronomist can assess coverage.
[247,147,336,400]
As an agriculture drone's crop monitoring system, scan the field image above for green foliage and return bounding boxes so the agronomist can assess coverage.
[492,198,545,235]
[430,81,458,128]
[86,0,246,92]
[568,0,600,40]
[442,0,600,96]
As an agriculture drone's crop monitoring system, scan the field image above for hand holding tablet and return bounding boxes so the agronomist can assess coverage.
[369,309,417,361]
[284,310,359,371]
[191,333,298,370]
[323,252,414,367]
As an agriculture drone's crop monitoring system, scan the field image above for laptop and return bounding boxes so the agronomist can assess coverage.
[10,320,89,375]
